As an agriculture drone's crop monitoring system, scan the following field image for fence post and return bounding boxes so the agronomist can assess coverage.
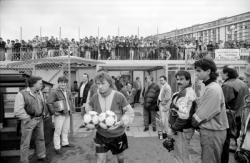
[68,54,73,134]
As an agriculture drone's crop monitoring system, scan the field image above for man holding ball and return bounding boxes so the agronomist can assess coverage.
[86,71,135,163]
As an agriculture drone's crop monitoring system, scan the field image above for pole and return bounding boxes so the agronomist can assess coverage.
[137,26,139,38]
[118,26,120,37]
[59,26,61,40]
[98,26,100,59]
[78,27,80,41]
[39,26,42,38]
[68,45,73,134]
[20,26,22,41]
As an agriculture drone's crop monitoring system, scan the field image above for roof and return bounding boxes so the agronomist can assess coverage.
[0,73,53,87]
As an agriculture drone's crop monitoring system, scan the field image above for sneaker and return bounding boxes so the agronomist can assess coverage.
[162,132,168,139]
[143,127,149,132]
[37,157,50,162]
[55,149,63,155]
[152,127,156,132]
[62,144,75,148]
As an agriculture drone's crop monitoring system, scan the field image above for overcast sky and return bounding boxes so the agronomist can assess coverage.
[0,0,249,40]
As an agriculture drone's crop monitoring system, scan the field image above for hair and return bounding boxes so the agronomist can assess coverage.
[146,75,153,82]
[83,73,89,79]
[27,76,42,87]
[57,76,68,83]
[136,77,140,80]
[94,71,114,88]
[194,58,219,81]
[175,70,192,86]
[222,65,238,79]
[160,75,167,81]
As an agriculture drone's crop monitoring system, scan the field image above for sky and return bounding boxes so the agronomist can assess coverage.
[0,0,249,40]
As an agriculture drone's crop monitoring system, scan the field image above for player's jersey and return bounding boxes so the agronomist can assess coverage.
[89,90,129,137]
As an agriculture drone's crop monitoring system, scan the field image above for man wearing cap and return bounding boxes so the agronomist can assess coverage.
[220,65,249,163]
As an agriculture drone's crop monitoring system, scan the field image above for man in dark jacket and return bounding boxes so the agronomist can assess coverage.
[221,65,249,163]
[143,75,160,132]
[78,73,92,115]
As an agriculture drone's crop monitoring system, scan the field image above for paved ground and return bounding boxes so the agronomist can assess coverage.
[48,103,235,163]
[3,103,236,163]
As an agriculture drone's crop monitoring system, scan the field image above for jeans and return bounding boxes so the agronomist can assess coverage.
[20,117,46,163]
[200,129,227,163]
[172,129,195,163]
[143,108,156,128]
[159,104,171,133]
[53,114,70,149]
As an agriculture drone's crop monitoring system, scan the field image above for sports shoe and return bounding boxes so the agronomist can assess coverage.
[62,144,75,148]
[37,157,50,162]
[152,127,156,132]
[143,127,149,132]
[55,149,63,155]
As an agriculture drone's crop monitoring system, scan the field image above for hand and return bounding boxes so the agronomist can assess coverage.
[108,121,124,131]
[54,112,60,116]
[162,107,169,112]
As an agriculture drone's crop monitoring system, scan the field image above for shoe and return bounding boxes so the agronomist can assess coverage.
[37,157,50,162]
[143,127,149,132]
[62,144,75,148]
[55,149,63,155]
[153,127,156,132]
[163,132,168,139]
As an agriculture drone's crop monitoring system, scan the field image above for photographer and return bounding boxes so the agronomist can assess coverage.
[167,71,196,163]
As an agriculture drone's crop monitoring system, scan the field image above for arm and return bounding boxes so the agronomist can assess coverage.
[161,85,172,106]
[14,92,30,120]
[85,95,94,112]
[222,85,235,107]
[192,87,221,125]
[121,104,135,126]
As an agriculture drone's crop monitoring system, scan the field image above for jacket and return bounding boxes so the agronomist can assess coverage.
[222,78,249,117]
[170,87,196,131]
[14,87,45,119]
[192,81,229,130]
[78,81,91,104]
[143,82,160,111]
[47,88,74,114]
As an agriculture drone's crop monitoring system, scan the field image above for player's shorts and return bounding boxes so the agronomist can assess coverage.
[94,132,128,155]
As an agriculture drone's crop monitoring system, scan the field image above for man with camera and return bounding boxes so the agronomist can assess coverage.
[166,70,196,163]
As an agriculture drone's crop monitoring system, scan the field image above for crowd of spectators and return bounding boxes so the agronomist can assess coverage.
[0,35,249,61]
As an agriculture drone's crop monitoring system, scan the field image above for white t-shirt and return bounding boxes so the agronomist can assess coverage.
[80,83,86,97]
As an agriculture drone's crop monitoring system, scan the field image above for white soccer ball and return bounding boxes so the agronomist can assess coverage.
[82,111,99,129]
[98,110,118,129]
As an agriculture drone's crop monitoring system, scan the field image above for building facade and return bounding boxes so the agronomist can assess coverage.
[156,12,250,44]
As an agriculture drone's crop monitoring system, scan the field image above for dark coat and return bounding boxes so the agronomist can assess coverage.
[78,81,91,105]
[143,82,160,111]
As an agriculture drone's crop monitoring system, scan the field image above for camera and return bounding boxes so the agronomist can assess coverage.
[162,136,175,152]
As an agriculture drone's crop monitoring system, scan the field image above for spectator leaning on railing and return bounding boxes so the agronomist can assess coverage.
[1,35,250,61]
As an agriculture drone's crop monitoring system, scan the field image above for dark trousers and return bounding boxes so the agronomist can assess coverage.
[143,108,156,128]
[134,89,141,103]
[20,117,46,163]
[221,129,230,163]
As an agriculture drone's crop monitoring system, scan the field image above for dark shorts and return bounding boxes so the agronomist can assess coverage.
[94,132,128,155]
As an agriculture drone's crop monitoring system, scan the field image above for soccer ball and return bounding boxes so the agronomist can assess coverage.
[82,111,99,129]
[98,110,118,129]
